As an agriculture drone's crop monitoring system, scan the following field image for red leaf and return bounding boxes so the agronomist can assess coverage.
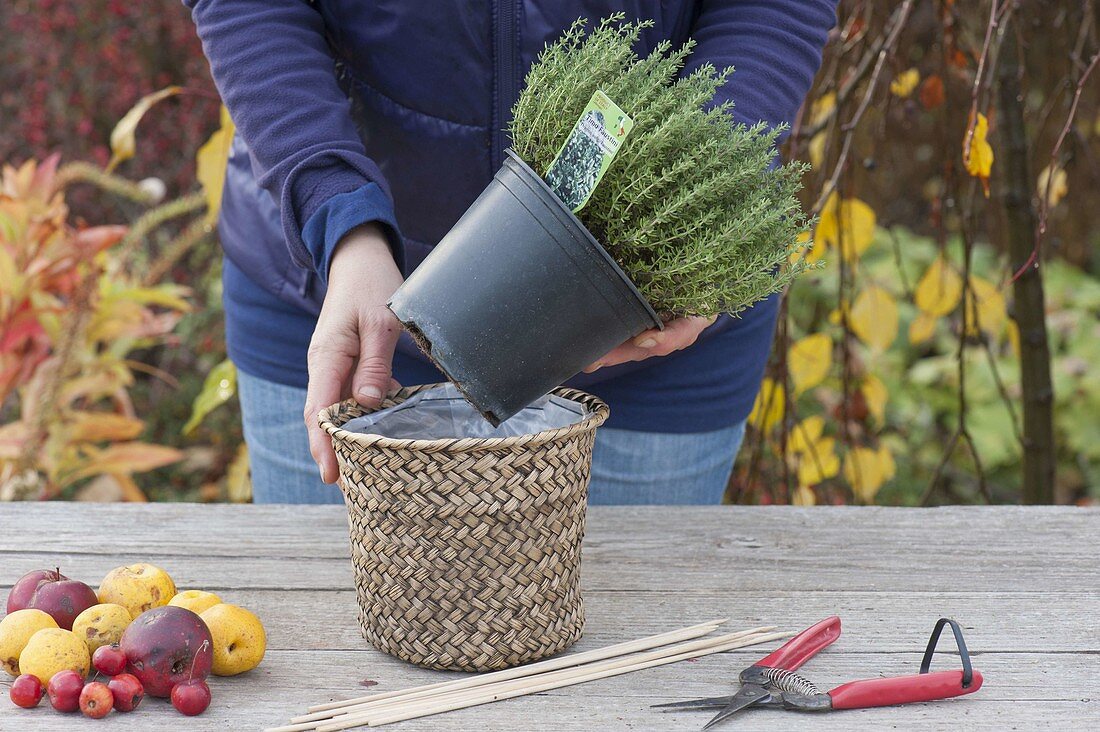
[74,225,127,255]
[919,75,945,110]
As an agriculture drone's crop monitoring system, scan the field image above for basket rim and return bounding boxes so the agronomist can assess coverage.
[318,383,609,453]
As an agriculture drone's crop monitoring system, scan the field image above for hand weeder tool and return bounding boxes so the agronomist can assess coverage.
[653,616,983,729]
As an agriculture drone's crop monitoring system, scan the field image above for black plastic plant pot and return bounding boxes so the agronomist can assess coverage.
[388,149,662,426]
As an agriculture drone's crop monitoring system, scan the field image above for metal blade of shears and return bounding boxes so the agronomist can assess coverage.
[701,684,774,729]
[652,694,738,710]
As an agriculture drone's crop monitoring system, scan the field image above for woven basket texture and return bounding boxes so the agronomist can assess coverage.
[319,384,609,671]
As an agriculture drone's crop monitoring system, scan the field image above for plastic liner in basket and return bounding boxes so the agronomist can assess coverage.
[339,383,588,440]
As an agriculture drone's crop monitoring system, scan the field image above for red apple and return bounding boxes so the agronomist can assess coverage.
[171,679,211,716]
[120,606,212,697]
[80,681,114,719]
[10,674,44,708]
[29,577,99,630]
[92,644,128,676]
[107,673,144,712]
[47,669,85,713]
[6,569,66,614]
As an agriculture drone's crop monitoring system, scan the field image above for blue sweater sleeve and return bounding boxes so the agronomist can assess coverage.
[183,0,403,282]
[686,0,837,134]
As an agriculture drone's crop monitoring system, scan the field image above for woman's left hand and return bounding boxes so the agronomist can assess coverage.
[584,315,718,373]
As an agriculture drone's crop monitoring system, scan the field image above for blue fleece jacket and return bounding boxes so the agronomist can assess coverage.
[184,1,836,432]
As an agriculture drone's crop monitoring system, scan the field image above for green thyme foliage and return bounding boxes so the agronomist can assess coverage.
[509,15,817,318]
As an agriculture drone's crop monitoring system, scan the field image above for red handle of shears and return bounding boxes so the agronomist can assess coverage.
[756,616,842,671]
[829,670,984,709]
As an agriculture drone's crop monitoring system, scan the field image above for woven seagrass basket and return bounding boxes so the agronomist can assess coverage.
[319,383,609,672]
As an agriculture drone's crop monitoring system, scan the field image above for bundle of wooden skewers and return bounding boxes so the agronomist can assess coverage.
[268,620,789,731]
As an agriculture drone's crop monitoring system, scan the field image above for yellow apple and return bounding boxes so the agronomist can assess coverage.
[0,609,59,677]
[18,628,90,684]
[98,563,177,620]
[72,603,131,653]
[200,604,266,676]
[168,590,223,616]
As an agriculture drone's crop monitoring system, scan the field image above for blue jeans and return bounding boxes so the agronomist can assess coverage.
[237,370,745,506]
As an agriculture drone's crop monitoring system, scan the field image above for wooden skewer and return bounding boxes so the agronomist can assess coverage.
[315,629,790,731]
[291,618,731,723]
[309,626,767,725]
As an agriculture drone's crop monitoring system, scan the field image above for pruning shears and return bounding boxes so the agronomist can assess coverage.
[653,616,983,728]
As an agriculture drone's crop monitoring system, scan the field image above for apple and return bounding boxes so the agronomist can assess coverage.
[92,644,128,676]
[80,681,113,719]
[47,669,84,713]
[9,674,44,708]
[107,673,144,712]
[170,679,211,716]
[120,606,212,697]
[6,569,66,614]
[29,577,99,630]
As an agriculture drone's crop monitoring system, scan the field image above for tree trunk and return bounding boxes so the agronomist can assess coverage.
[995,24,1056,504]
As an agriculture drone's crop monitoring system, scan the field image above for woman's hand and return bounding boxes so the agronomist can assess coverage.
[304,223,404,483]
[584,315,718,373]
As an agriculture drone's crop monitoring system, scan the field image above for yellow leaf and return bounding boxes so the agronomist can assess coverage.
[788,415,825,454]
[877,446,897,483]
[806,93,834,169]
[808,133,826,169]
[811,92,836,125]
[68,412,145,443]
[908,311,938,344]
[788,334,832,395]
[107,87,183,172]
[815,193,876,262]
[67,442,183,484]
[116,285,192,312]
[844,446,885,503]
[225,443,252,503]
[849,285,898,351]
[963,113,994,197]
[1007,319,1020,358]
[183,359,237,435]
[196,105,236,225]
[861,375,888,425]
[914,256,962,316]
[964,276,1007,339]
[748,378,785,432]
[798,437,840,486]
[1036,164,1068,209]
[789,230,821,266]
[890,68,920,98]
[792,485,817,506]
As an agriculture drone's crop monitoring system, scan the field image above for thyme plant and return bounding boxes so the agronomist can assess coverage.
[510,16,816,318]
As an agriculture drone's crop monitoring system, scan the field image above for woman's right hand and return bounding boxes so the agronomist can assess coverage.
[304,223,404,484]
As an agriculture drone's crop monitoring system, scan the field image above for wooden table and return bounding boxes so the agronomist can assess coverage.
[0,504,1095,730]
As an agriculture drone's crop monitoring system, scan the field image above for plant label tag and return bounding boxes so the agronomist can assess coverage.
[544,89,633,212]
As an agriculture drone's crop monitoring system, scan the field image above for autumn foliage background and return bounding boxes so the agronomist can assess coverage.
[1,1,1097,504]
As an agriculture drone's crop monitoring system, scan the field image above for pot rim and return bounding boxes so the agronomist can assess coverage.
[319,383,610,453]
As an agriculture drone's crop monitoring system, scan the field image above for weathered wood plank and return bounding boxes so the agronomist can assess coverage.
[4,505,1098,593]
[0,585,1081,655]
[2,647,1096,729]
[0,504,1095,731]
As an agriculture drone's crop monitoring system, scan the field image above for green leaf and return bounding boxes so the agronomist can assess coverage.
[183,359,237,436]
[967,403,1020,469]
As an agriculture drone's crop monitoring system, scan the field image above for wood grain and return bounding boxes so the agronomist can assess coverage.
[0,504,1095,730]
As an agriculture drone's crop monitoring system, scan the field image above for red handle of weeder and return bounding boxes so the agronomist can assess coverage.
[829,670,984,710]
[756,616,842,671]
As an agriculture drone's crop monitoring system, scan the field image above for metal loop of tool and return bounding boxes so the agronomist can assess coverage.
[760,667,822,696]
[919,617,975,688]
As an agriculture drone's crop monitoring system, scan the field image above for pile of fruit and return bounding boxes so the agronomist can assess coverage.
[1,564,266,720]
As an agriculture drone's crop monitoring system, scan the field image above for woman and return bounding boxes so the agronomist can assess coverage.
[184,1,836,504]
